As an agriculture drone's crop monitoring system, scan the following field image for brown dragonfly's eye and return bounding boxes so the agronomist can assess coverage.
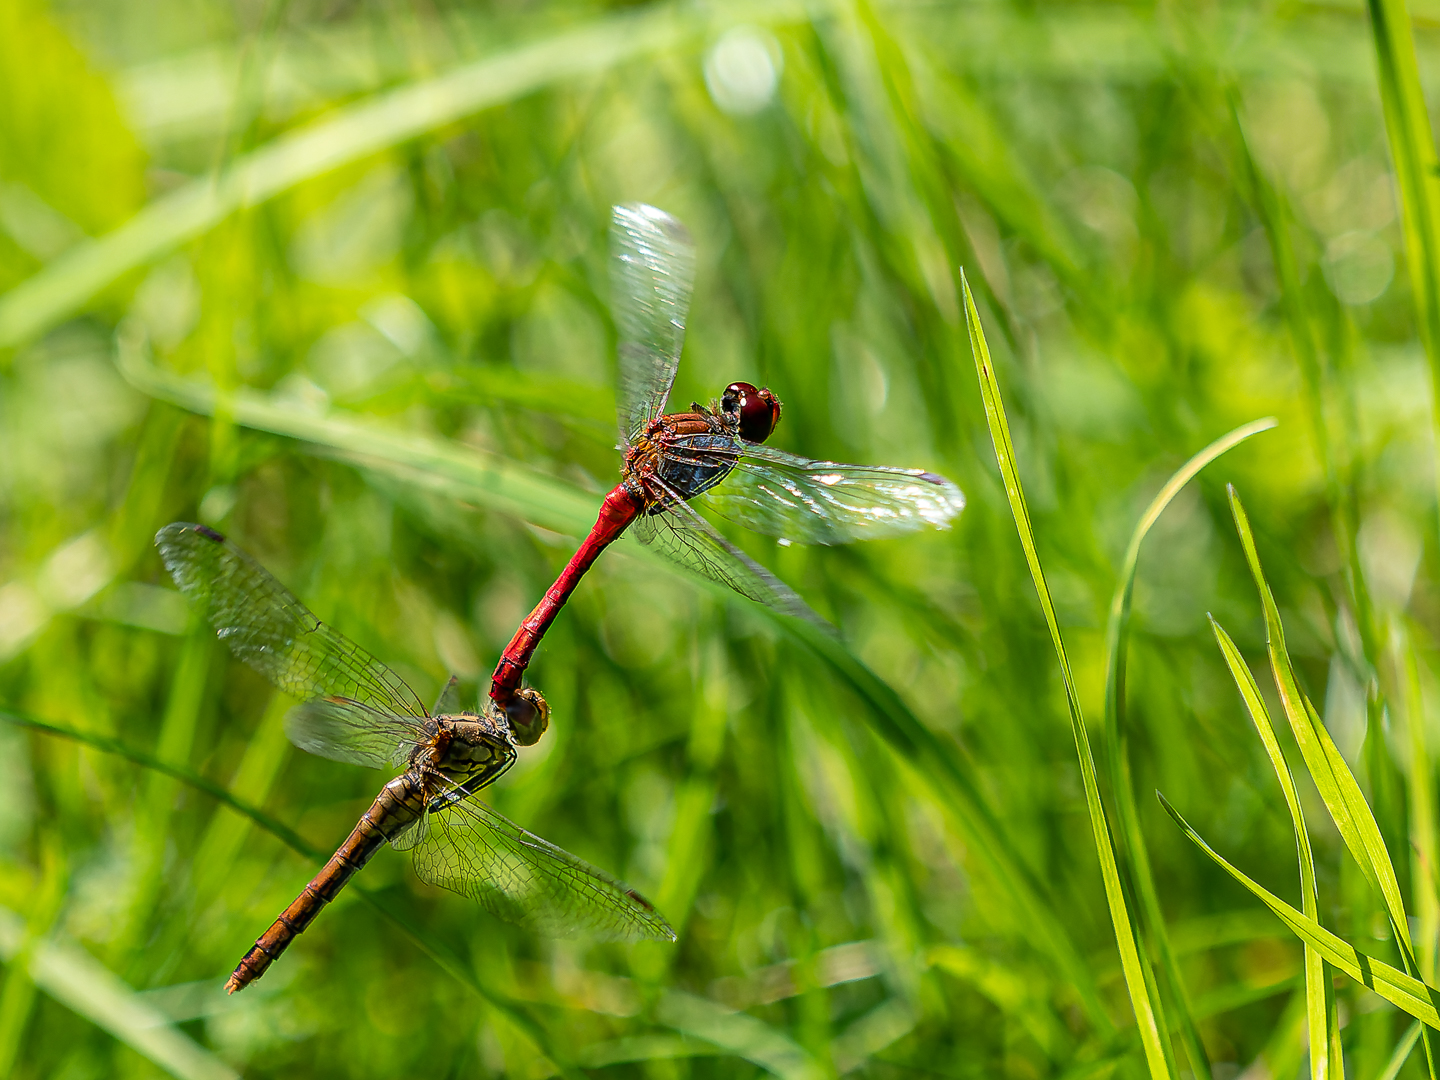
[721,382,782,443]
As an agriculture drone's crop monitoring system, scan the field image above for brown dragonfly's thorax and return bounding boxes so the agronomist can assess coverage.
[417,714,516,808]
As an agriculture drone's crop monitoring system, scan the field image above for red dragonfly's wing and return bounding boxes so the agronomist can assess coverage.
[689,444,966,544]
[632,479,821,623]
[411,797,676,942]
[611,204,695,442]
[155,523,431,763]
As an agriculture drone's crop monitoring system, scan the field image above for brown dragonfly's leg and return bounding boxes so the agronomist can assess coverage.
[226,776,422,993]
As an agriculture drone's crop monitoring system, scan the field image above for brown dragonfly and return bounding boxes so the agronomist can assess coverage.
[155,522,674,994]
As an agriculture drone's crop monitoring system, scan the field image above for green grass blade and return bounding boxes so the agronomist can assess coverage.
[1399,620,1440,980]
[0,838,65,1078]
[1209,618,1332,1078]
[1230,486,1434,1075]
[1380,1022,1423,1080]
[1367,0,1440,476]
[1103,418,1275,1080]
[1229,491,1417,941]
[964,271,1176,1078]
[1159,793,1440,1033]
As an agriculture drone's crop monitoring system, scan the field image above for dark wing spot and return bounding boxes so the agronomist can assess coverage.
[195,524,227,542]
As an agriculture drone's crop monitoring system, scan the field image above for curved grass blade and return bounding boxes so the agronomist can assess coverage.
[115,327,1115,1033]
[964,271,1176,1078]
[1102,418,1276,1080]
[1230,486,1435,1074]
[0,707,582,1079]
[1159,793,1440,1032]
[1208,619,1335,1079]
[1229,494,1431,954]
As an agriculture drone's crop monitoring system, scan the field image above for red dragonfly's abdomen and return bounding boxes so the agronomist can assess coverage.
[225,774,426,993]
[489,485,644,720]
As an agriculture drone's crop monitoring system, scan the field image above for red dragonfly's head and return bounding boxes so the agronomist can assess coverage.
[722,382,782,443]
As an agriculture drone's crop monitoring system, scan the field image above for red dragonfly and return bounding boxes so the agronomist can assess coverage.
[155,522,673,994]
[491,204,965,725]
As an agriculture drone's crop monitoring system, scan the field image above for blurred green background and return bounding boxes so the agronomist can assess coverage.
[3,0,1440,1076]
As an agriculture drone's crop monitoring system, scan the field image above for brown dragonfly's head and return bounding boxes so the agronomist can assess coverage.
[721,382,782,443]
[504,687,550,746]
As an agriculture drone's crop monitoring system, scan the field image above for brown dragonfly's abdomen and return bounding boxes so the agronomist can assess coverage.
[225,773,426,993]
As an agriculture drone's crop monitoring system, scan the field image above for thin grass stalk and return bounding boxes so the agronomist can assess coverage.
[964,272,1177,1079]
[1102,418,1276,1080]
[1209,619,1336,1078]
[1367,0,1440,541]
[1379,1022,1424,1080]
[1229,96,1378,662]
[1398,620,1440,980]
[0,838,65,1078]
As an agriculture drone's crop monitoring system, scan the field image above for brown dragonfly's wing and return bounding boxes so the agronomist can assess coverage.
[432,675,462,717]
[155,523,430,760]
[412,799,676,942]
[690,444,966,544]
[390,810,429,852]
[611,204,695,442]
[631,479,821,624]
[287,698,427,770]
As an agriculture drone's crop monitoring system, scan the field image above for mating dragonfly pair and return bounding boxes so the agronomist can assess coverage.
[160,205,964,993]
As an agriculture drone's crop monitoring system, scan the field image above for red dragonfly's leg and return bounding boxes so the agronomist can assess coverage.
[489,485,643,733]
[226,776,423,993]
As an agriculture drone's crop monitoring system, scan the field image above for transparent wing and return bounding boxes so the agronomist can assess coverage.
[155,522,431,741]
[391,811,429,853]
[691,444,966,544]
[632,480,821,624]
[412,798,676,942]
[286,698,425,770]
[611,204,695,442]
[432,675,462,716]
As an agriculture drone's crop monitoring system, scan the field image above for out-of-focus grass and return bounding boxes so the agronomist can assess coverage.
[3,0,1440,1077]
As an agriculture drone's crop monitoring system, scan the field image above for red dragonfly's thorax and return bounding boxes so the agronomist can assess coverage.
[624,407,735,499]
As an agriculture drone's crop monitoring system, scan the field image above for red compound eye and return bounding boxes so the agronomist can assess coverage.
[721,382,782,443]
